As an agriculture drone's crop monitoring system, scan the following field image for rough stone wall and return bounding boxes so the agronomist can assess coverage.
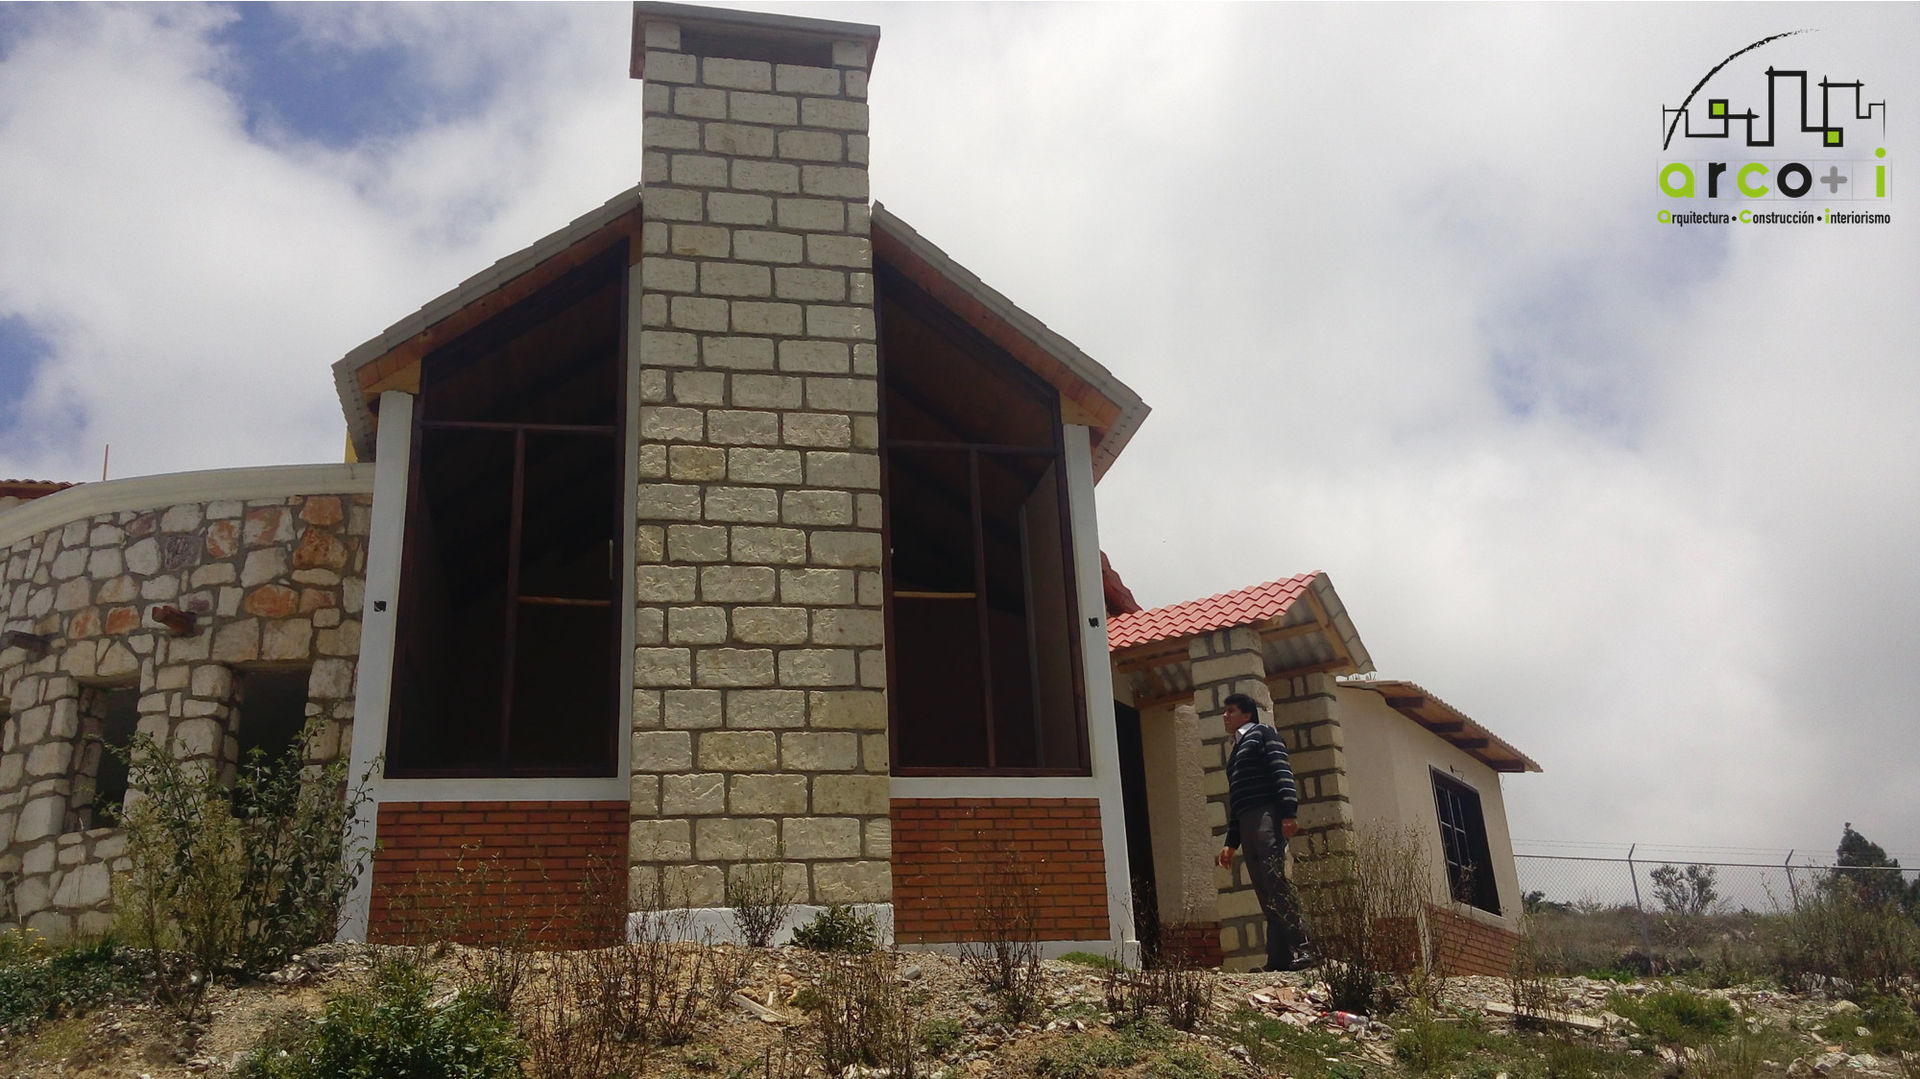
[889,798,1109,944]
[0,493,367,937]
[628,16,890,911]
[1268,673,1354,860]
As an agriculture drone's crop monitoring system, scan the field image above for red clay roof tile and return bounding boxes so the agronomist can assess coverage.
[1106,572,1320,651]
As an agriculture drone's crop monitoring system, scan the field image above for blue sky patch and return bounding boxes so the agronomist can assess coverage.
[211,4,492,149]
[0,314,48,413]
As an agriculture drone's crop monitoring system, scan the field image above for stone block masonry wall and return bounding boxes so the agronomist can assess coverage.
[890,799,1109,945]
[1188,627,1278,968]
[629,13,889,912]
[368,801,629,949]
[0,492,368,937]
[1267,673,1354,861]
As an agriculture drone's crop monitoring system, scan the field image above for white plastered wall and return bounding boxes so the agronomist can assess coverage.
[1335,685,1522,932]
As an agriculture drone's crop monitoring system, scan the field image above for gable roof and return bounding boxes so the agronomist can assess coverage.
[330,192,1149,476]
[1342,678,1541,774]
[1108,571,1375,710]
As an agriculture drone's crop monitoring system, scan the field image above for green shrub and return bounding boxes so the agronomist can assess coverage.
[0,933,142,1034]
[113,722,372,1018]
[919,1015,964,1056]
[1773,879,1920,991]
[1059,950,1123,971]
[1606,986,1736,1047]
[236,959,523,1079]
[790,904,877,953]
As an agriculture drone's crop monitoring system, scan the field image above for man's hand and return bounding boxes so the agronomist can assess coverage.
[1217,846,1234,869]
[1281,818,1298,840]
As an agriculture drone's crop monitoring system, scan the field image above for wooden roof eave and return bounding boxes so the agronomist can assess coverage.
[332,187,647,460]
[870,204,1149,482]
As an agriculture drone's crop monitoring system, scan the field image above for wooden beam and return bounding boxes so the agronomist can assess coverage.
[1113,643,1191,674]
[1299,587,1354,668]
[1421,720,1466,734]
[1258,619,1328,645]
[1384,695,1428,710]
[1450,737,1490,750]
[1132,687,1198,712]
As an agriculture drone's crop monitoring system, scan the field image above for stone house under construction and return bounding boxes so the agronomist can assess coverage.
[0,3,1537,970]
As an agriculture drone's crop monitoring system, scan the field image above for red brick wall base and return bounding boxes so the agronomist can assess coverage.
[890,798,1110,945]
[1426,904,1521,977]
[369,800,628,949]
[1159,922,1225,969]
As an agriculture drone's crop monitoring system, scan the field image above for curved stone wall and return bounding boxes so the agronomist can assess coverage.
[0,471,371,937]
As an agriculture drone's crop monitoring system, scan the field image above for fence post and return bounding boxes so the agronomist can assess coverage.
[1784,850,1800,913]
[1626,843,1654,968]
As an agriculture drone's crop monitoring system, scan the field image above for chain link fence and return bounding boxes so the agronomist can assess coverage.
[1512,851,1918,976]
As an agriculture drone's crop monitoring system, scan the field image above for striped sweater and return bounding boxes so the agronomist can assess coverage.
[1223,721,1299,849]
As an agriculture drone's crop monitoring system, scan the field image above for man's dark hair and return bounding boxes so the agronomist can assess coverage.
[1223,692,1260,719]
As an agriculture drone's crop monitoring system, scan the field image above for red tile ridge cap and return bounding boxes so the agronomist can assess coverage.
[1106,571,1322,651]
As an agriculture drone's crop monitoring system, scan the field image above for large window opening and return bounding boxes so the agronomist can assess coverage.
[73,685,139,830]
[387,246,627,777]
[880,271,1087,774]
[1431,769,1500,914]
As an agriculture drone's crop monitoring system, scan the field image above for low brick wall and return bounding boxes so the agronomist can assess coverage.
[1160,921,1225,968]
[1427,904,1520,977]
[369,800,628,948]
[890,797,1109,944]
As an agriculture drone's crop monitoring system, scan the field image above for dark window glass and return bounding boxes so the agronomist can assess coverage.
[236,668,312,765]
[1431,770,1500,914]
[86,687,140,826]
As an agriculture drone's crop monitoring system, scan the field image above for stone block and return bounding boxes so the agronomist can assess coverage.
[812,860,890,904]
[780,568,854,605]
[727,689,806,729]
[808,530,882,567]
[782,490,852,526]
[671,296,728,332]
[807,773,886,816]
[667,606,728,645]
[641,405,706,443]
[730,374,803,410]
[774,64,839,95]
[662,772,726,816]
[728,449,803,486]
[631,731,694,772]
[848,133,869,165]
[695,817,778,861]
[781,816,860,860]
[730,297,803,332]
[811,608,883,646]
[638,484,704,522]
[707,192,774,226]
[703,56,772,90]
[672,85,727,119]
[704,122,774,158]
[809,690,887,731]
[700,566,776,604]
[806,234,869,268]
[645,114,700,148]
[648,187,704,223]
[777,340,850,373]
[633,648,694,688]
[859,648,886,689]
[310,658,355,699]
[669,446,729,482]
[635,526,665,562]
[705,486,780,523]
[778,649,857,687]
[773,267,846,302]
[805,453,881,491]
[729,91,797,125]
[640,329,699,367]
[776,197,845,232]
[777,129,842,162]
[632,688,663,729]
[703,334,775,368]
[801,164,868,199]
[707,411,781,447]
[698,729,779,771]
[730,773,809,815]
[664,688,724,729]
[696,647,775,687]
[261,619,313,661]
[25,741,72,777]
[805,306,876,342]
[702,263,775,299]
[635,566,698,603]
[1289,747,1341,776]
[630,819,692,862]
[631,773,660,815]
[864,817,891,859]
[732,160,799,194]
[642,256,698,293]
[732,606,808,645]
[668,525,729,564]
[211,619,261,662]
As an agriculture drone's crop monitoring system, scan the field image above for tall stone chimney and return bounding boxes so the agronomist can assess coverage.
[627,4,890,919]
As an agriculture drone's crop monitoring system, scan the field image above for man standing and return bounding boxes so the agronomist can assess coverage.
[1214,692,1308,972]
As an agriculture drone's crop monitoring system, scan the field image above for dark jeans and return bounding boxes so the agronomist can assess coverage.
[1238,806,1306,969]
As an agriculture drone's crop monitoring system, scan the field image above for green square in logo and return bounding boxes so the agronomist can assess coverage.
[1710,101,1727,117]
[1826,130,1841,145]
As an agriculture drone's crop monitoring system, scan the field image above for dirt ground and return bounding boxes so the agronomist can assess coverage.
[0,943,1911,1079]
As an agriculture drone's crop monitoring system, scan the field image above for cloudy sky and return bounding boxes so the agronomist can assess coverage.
[1,3,1914,872]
